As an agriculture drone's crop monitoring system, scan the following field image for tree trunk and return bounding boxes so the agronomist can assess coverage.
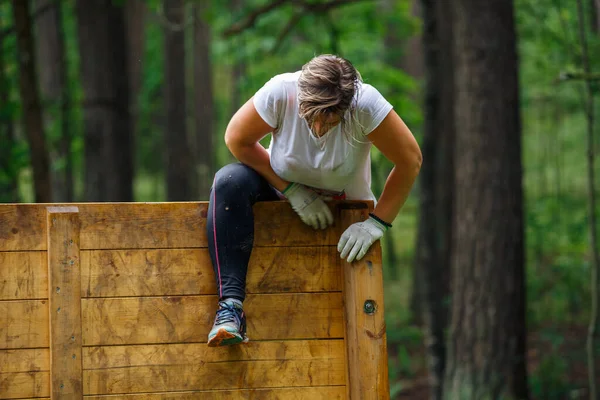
[401,0,423,80]
[380,0,402,69]
[12,0,52,203]
[125,0,146,177]
[443,0,529,398]
[75,0,132,202]
[435,0,455,328]
[401,0,425,325]
[35,0,73,202]
[194,1,214,200]
[164,0,193,201]
[229,0,246,116]
[416,0,454,398]
[0,25,18,203]
[576,0,600,397]
[592,0,600,33]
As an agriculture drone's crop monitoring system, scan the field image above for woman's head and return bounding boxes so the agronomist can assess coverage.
[297,54,362,136]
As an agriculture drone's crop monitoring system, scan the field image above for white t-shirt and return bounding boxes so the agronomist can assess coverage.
[253,71,393,202]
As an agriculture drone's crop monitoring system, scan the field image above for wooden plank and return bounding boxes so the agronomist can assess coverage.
[83,340,344,368]
[247,246,340,293]
[0,201,353,251]
[84,360,344,395]
[78,203,207,250]
[0,251,47,300]
[47,206,83,398]
[82,293,343,345]
[0,348,49,372]
[0,348,50,399]
[0,299,48,349]
[82,341,345,396]
[0,372,50,399]
[253,202,339,246]
[81,247,340,297]
[0,204,46,251]
[84,387,345,399]
[0,203,206,251]
[339,204,390,400]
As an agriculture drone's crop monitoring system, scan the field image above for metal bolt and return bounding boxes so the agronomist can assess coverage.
[56,287,60,293]
[60,384,64,389]
[71,335,75,341]
[364,300,376,315]
[70,260,74,265]
[57,307,61,313]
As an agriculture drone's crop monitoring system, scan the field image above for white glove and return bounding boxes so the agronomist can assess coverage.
[338,216,388,262]
[283,182,334,230]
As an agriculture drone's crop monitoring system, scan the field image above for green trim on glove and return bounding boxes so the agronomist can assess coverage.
[282,182,296,195]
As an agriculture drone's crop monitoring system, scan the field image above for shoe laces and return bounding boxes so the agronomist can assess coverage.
[215,301,241,325]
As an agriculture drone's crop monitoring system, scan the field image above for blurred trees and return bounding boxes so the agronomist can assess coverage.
[75,0,132,201]
[416,0,453,398]
[12,0,51,202]
[35,0,72,202]
[163,0,192,200]
[193,1,214,199]
[0,6,18,203]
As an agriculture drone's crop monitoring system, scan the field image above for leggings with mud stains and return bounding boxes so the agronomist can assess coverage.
[207,163,280,302]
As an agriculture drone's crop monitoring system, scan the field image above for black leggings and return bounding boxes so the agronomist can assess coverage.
[207,163,280,302]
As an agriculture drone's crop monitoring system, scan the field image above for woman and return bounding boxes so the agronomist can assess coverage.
[207,54,422,347]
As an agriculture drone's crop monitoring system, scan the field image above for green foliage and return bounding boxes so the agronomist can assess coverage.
[137,14,165,177]
[529,343,573,399]
[0,2,27,203]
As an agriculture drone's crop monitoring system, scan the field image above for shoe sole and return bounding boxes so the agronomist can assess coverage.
[207,328,246,347]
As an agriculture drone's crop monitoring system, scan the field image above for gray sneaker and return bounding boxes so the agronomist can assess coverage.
[207,300,248,347]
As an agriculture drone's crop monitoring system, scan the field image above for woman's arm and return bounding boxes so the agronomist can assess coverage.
[368,110,422,224]
[225,96,334,230]
[224,97,290,192]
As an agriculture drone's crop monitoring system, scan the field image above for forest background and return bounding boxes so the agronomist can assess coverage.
[1,0,599,399]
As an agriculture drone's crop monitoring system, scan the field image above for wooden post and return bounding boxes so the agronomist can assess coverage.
[47,206,83,398]
[340,202,390,400]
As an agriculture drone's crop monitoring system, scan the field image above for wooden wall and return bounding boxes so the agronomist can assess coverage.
[0,201,388,399]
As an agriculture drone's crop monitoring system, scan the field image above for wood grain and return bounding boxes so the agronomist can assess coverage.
[84,360,344,394]
[83,340,344,368]
[0,202,354,251]
[83,341,345,395]
[0,371,50,399]
[0,204,46,251]
[0,349,50,399]
[81,247,340,297]
[0,251,47,300]
[0,348,49,372]
[82,293,343,345]
[47,206,83,398]
[339,206,390,400]
[84,387,345,400]
[0,200,390,400]
[0,299,48,349]
[253,202,339,246]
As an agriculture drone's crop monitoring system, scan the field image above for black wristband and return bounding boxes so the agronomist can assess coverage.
[369,213,392,228]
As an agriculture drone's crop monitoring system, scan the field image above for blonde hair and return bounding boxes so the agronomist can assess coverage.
[297,54,363,142]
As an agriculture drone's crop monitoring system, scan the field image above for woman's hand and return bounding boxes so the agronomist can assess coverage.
[284,183,334,230]
[337,216,387,262]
